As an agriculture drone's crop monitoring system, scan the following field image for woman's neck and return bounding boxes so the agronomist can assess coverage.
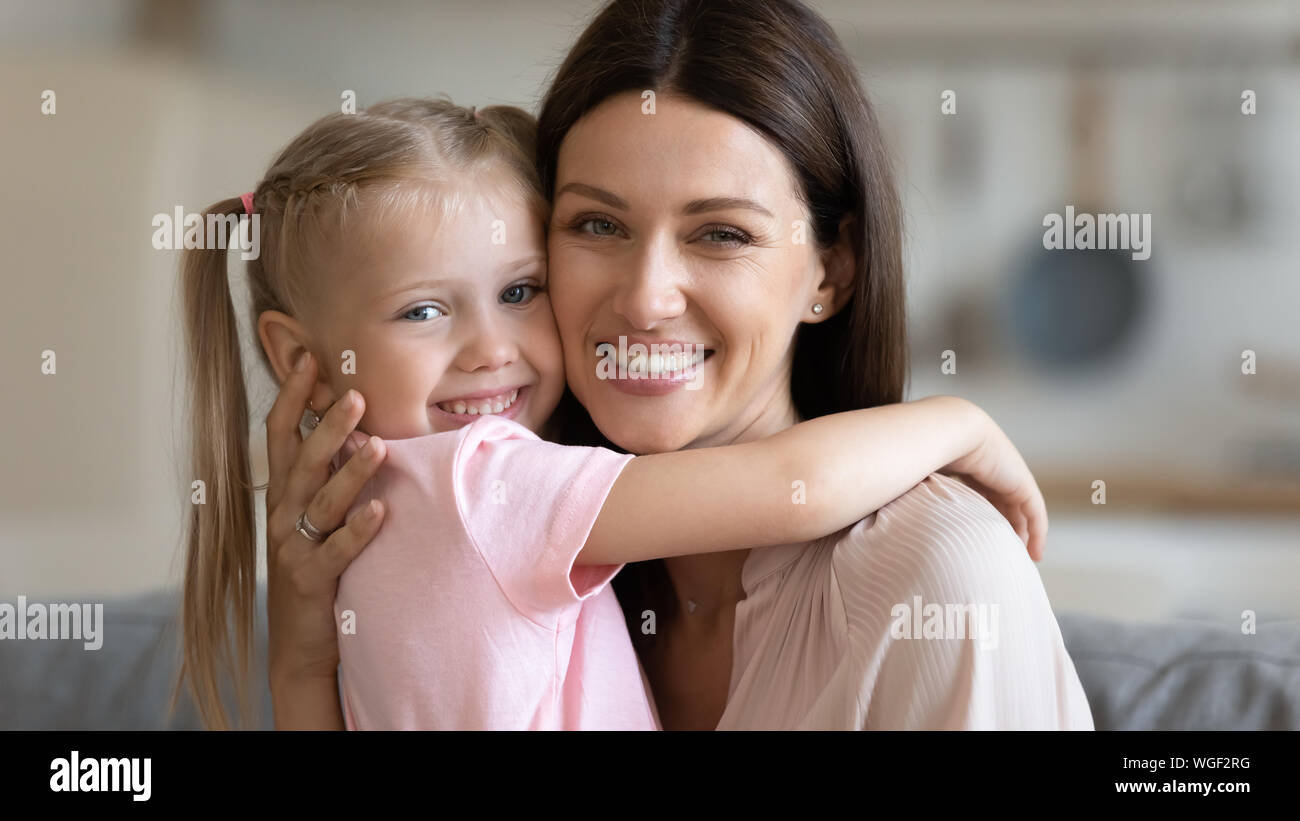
[662,382,802,624]
[661,549,750,626]
[691,370,803,450]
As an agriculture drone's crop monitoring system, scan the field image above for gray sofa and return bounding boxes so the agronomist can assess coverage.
[3,588,1297,730]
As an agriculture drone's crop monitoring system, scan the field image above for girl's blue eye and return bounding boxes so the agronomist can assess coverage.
[402,304,443,321]
[501,284,538,305]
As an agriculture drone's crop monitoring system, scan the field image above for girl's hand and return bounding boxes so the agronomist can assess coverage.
[940,409,1048,562]
[264,352,387,691]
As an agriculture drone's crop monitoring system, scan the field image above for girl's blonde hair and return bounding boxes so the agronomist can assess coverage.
[172,98,545,730]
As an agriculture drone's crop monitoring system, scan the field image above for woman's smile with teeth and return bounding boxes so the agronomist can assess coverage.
[623,349,706,376]
[595,341,712,378]
[436,388,519,416]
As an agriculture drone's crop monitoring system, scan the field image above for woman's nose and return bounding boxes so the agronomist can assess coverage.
[611,237,688,330]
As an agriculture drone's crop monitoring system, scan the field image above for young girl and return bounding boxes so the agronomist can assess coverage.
[176,98,1046,730]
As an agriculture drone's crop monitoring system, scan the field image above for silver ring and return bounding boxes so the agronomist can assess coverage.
[296,510,327,542]
[302,409,321,430]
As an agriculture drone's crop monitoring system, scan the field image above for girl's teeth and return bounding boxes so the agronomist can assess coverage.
[438,389,520,415]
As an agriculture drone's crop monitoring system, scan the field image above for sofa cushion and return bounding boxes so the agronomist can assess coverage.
[1057,612,1300,730]
[0,589,273,730]
[4,588,1297,730]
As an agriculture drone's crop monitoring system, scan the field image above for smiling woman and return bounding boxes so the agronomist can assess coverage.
[548,90,838,454]
[535,0,1091,730]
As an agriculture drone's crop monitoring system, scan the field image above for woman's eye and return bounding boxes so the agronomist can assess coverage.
[700,226,751,246]
[501,284,538,305]
[578,218,620,237]
[401,304,443,321]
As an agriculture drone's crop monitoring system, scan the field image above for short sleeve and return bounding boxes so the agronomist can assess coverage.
[451,416,635,625]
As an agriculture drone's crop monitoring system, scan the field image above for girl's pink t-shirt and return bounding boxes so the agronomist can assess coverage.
[334,415,658,730]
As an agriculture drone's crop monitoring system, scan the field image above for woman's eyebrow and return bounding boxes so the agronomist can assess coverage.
[682,197,773,218]
[556,182,628,210]
[556,185,773,219]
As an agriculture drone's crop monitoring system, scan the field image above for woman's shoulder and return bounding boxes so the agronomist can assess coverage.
[823,473,1092,729]
[841,471,1019,549]
[829,472,1039,604]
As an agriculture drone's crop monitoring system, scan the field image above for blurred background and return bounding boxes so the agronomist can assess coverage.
[2,0,1297,630]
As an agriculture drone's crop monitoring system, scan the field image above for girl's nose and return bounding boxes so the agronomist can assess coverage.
[611,237,688,330]
[454,313,517,373]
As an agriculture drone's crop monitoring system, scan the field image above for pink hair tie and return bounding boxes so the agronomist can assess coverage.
[240,191,256,215]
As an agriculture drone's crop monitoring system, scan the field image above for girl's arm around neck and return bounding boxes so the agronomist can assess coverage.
[579,395,991,565]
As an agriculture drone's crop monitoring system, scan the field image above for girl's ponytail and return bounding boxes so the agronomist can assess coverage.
[174,197,259,730]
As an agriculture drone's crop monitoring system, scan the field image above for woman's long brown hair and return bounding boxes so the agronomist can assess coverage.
[537,0,909,646]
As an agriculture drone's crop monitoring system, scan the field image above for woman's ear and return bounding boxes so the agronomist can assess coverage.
[807,215,857,322]
[256,311,338,407]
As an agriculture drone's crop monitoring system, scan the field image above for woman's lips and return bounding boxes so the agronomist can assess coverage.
[593,344,714,397]
[431,385,528,423]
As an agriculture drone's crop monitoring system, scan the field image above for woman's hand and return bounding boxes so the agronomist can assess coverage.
[941,408,1048,562]
[264,352,387,726]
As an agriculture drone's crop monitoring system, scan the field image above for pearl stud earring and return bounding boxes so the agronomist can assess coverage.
[812,303,824,315]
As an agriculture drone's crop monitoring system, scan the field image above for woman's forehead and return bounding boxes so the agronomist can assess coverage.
[555,92,803,212]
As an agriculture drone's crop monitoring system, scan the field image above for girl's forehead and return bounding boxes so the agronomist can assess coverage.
[323,190,546,298]
[346,176,535,247]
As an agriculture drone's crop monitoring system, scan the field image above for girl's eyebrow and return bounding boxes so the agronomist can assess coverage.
[502,253,546,274]
[376,278,455,302]
[376,254,547,302]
